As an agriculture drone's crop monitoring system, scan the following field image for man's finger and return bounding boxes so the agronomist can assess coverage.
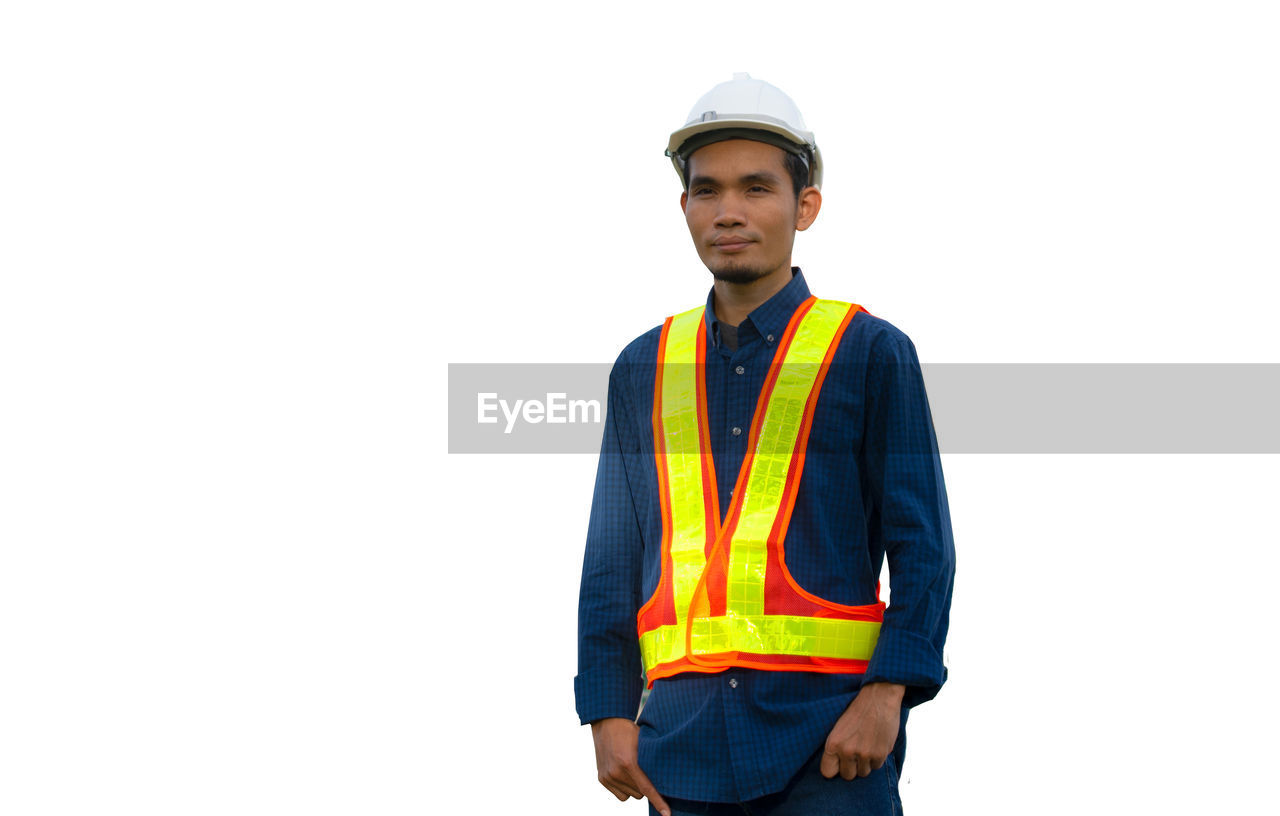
[631,768,671,816]
[819,749,840,779]
[600,777,634,802]
[856,754,873,778]
[839,754,858,781]
[599,769,643,801]
[606,785,630,803]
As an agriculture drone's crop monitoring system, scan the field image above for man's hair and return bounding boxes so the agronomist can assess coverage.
[781,151,810,200]
[680,145,812,201]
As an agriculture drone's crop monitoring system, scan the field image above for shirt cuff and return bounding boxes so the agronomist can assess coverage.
[574,667,645,725]
[863,627,948,709]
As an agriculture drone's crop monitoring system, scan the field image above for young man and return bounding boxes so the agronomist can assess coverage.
[576,74,956,816]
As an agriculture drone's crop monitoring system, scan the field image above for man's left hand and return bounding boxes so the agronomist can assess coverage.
[820,682,905,780]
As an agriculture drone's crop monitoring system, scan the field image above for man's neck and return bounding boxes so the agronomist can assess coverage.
[711,265,794,327]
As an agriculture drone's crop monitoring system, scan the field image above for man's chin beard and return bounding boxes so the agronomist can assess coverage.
[709,264,771,285]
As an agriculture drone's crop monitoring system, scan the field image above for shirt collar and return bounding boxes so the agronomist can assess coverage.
[705,267,812,349]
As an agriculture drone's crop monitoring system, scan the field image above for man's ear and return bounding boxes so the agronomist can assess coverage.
[795,186,823,231]
[680,190,688,213]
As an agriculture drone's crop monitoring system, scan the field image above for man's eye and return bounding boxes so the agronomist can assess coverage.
[693,188,714,196]
[748,186,768,193]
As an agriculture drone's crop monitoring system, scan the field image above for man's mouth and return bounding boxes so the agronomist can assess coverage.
[712,237,754,252]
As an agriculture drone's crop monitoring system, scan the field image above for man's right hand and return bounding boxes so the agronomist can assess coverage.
[591,717,671,816]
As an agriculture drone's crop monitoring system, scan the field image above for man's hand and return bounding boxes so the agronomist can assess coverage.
[591,717,671,816]
[820,682,905,780]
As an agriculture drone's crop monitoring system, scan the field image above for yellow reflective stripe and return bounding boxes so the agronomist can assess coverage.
[642,615,880,667]
[691,614,881,659]
[658,306,708,664]
[726,300,853,619]
[639,624,684,671]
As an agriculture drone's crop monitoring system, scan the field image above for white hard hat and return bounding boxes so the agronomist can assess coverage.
[666,72,823,189]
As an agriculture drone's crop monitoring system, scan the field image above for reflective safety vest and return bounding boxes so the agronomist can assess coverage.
[636,295,885,687]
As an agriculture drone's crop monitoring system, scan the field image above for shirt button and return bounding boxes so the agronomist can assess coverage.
[728,678,738,688]
[731,426,742,437]
[766,334,775,343]
[735,365,745,375]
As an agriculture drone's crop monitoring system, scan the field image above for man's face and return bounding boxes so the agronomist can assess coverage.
[680,139,808,285]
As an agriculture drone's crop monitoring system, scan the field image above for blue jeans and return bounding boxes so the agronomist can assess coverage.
[649,748,904,816]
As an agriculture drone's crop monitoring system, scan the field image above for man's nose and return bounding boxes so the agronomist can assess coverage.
[714,193,746,228]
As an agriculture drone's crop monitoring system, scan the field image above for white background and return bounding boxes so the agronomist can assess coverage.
[2,1,1278,814]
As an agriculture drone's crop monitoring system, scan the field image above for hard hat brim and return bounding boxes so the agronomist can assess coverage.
[666,115,824,189]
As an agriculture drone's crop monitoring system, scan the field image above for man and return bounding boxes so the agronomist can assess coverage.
[576,74,955,816]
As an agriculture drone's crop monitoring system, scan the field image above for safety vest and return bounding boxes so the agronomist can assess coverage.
[636,295,885,687]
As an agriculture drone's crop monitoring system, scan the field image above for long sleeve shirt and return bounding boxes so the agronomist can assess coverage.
[575,268,956,802]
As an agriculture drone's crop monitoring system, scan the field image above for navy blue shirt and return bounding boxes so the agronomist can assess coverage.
[576,269,956,802]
